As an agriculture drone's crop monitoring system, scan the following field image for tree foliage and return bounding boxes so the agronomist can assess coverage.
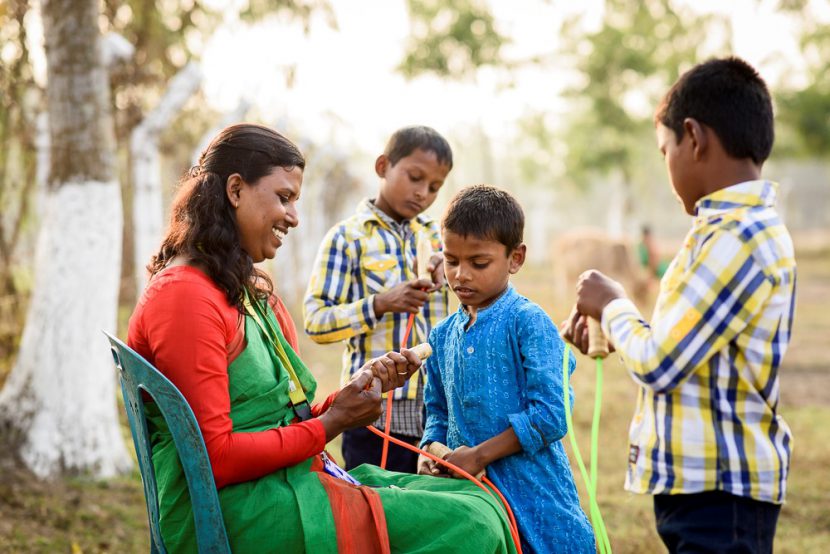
[101,0,332,140]
[774,1,830,158]
[560,0,728,186]
[399,0,506,78]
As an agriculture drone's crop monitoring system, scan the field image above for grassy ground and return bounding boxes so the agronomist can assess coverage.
[0,245,828,552]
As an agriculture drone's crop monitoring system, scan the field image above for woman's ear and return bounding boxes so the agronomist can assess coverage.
[226,173,243,208]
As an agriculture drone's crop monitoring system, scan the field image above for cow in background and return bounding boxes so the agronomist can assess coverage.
[552,228,653,309]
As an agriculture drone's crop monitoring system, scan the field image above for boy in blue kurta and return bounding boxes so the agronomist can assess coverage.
[419,185,595,554]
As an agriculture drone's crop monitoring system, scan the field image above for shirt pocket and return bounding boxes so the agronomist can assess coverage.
[361,255,402,294]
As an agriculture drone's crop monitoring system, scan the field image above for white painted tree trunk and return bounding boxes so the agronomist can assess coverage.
[0,182,128,477]
[0,0,131,478]
[132,62,202,296]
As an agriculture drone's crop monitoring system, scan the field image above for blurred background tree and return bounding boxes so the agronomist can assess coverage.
[558,0,730,236]
[100,0,334,304]
[0,0,130,479]
[774,0,830,158]
[0,0,39,376]
[399,0,505,78]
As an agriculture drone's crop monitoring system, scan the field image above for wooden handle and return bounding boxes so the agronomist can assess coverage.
[425,441,452,459]
[587,318,609,359]
[425,442,485,479]
[409,342,432,361]
[416,235,433,281]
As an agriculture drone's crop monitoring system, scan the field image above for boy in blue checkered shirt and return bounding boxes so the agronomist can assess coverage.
[303,126,452,473]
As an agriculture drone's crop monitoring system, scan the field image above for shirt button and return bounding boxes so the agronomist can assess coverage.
[467,346,474,354]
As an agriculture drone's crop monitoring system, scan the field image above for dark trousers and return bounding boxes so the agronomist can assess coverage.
[654,490,781,554]
[341,427,419,474]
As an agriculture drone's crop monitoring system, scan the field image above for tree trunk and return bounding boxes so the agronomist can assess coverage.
[132,62,202,296]
[0,0,131,478]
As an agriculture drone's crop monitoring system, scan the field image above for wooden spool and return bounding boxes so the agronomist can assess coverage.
[587,318,609,359]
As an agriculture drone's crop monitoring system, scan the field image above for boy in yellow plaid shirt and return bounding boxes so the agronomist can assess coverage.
[303,126,452,473]
[564,58,795,553]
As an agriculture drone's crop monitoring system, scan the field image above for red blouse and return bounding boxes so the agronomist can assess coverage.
[128,265,336,489]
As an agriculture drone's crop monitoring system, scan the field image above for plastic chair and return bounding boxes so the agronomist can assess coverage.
[105,331,231,554]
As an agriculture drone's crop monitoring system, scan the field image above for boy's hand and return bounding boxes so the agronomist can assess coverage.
[427,253,446,291]
[373,279,433,316]
[417,451,451,477]
[575,270,627,320]
[362,349,422,392]
[561,308,616,356]
[444,445,486,479]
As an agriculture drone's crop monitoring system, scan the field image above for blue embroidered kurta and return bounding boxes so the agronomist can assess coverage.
[421,285,595,554]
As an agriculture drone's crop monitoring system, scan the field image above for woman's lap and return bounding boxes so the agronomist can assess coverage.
[351,464,517,554]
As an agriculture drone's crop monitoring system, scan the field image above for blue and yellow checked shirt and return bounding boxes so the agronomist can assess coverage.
[303,199,449,436]
[602,180,795,503]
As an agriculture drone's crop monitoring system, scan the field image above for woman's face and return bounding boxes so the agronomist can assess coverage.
[231,166,303,263]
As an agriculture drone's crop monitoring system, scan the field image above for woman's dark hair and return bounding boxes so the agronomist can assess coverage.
[442,184,524,253]
[148,123,305,308]
[384,125,453,169]
[655,56,774,165]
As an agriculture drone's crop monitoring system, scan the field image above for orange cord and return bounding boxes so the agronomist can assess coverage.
[483,475,521,548]
[379,312,416,468]
[366,425,523,554]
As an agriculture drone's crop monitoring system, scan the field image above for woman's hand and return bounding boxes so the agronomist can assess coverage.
[317,369,382,442]
[363,349,422,392]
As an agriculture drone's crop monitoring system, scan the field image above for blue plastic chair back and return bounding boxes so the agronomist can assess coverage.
[105,331,231,554]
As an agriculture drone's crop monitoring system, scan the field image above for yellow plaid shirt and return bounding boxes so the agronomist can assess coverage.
[303,199,449,436]
[602,181,795,503]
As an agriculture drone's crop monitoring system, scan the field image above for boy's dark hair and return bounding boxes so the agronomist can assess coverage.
[442,185,524,253]
[655,57,774,165]
[384,125,453,169]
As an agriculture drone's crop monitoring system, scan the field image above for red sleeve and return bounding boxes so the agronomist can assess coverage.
[128,274,327,489]
[311,391,339,417]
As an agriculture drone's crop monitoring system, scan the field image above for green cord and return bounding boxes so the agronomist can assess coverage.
[563,346,612,553]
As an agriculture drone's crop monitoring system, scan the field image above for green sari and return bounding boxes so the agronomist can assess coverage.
[146,301,516,553]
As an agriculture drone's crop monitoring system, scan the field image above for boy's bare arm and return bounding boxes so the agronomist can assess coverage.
[443,428,522,479]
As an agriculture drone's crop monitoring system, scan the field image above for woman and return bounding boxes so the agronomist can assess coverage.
[128,124,516,553]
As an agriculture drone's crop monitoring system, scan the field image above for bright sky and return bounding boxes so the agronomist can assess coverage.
[199,0,826,154]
